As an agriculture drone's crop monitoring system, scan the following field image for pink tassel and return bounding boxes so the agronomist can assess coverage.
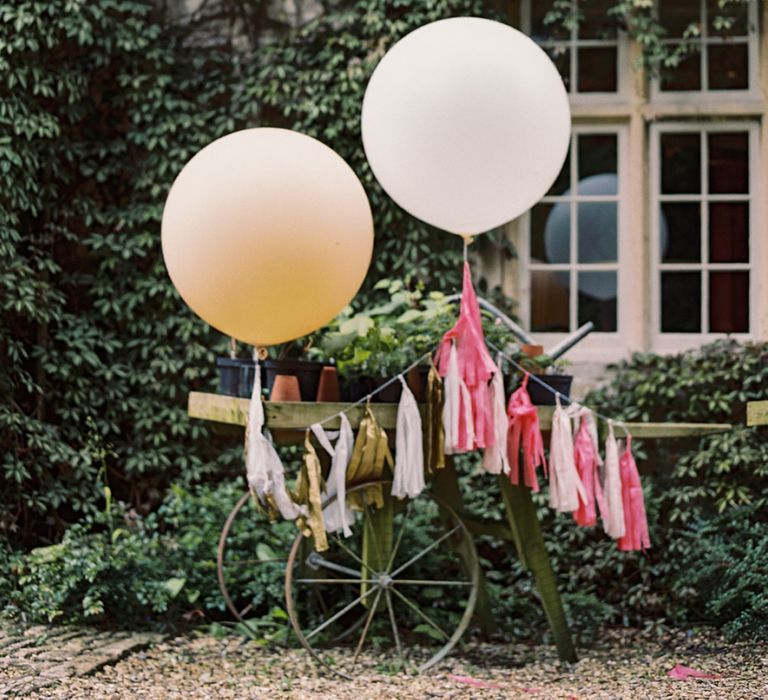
[602,420,625,539]
[506,374,547,492]
[436,262,497,452]
[483,357,511,475]
[617,435,651,551]
[548,396,586,513]
[572,414,605,527]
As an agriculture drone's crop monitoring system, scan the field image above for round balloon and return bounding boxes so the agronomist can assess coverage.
[361,17,571,236]
[161,128,373,346]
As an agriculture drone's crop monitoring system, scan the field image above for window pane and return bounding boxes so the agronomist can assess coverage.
[660,202,701,263]
[578,272,617,332]
[708,43,748,90]
[531,270,570,332]
[660,49,701,91]
[577,47,617,92]
[707,0,748,37]
[579,0,618,39]
[577,134,617,188]
[709,202,749,263]
[659,0,701,37]
[578,203,617,263]
[661,133,701,194]
[661,272,701,332]
[531,3,570,41]
[547,146,571,196]
[710,271,749,332]
[531,203,570,264]
[708,132,748,193]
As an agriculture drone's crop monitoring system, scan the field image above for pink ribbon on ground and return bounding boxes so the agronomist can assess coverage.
[436,261,497,452]
[506,373,547,492]
[572,414,605,527]
[617,435,651,551]
[668,664,722,680]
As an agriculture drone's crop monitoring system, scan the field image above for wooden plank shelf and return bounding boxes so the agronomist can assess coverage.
[747,400,768,427]
[187,391,731,437]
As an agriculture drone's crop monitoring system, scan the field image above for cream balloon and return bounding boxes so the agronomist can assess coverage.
[161,128,373,346]
[361,17,571,235]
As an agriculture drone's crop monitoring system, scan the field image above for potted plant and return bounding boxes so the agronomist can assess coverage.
[216,336,333,401]
[518,354,573,406]
[311,279,520,403]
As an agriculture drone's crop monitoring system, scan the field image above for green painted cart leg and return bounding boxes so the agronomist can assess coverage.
[499,476,577,663]
[432,458,498,637]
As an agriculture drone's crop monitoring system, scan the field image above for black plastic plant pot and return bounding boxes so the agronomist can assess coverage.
[216,357,262,398]
[527,374,574,406]
[341,365,432,404]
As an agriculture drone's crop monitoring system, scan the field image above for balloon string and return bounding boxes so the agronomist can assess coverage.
[462,235,473,262]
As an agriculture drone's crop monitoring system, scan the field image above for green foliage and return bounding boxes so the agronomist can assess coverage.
[1,0,512,549]
[2,480,292,626]
[674,506,768,640]
[0,0,258,544]
[544,0,751,74]
[253,0,493,292]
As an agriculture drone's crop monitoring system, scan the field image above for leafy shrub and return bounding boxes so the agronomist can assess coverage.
[674,506,768,640]
[2,480,293,627]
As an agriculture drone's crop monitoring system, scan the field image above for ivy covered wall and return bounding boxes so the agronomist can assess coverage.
[0,0,489,545]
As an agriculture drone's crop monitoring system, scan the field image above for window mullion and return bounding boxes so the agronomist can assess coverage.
[701,130,709,333]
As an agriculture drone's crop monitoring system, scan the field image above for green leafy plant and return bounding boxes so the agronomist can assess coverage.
[2,480,293,627]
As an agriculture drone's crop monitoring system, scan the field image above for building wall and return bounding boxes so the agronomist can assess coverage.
[492,0,767,397]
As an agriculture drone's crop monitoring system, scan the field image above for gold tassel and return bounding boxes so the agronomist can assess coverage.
[295,431,329,552]
[346,403,393,510]
[424,362,446,473]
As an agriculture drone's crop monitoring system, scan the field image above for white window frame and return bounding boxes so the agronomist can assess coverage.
[520,124,630,362]
[521,0,629,102]
[650,0,760,101]
[649,121,758,353]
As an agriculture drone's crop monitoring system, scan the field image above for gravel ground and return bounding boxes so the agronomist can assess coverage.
[5,628,767,699]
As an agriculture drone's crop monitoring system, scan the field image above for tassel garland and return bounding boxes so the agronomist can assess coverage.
[346,404,394,510]
[424,363,446,473]
[311,416,355,537]
[245,360,305,521]
[617,436,651,551]
[601,420,625,539]
[482,357,511,475]
[548,396,586,512]
[295,432,328,551]
[436,262,497,452]
[572,412,605,527]
[506,373,547,492]
[392,377,426,499]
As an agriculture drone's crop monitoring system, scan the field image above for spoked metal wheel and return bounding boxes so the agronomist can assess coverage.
[285,480,479,678]
[217,490,293,637]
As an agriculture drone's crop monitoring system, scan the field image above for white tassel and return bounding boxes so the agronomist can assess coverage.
[548,396,586,512]
[442,343,460,454]
[483,363,510,475]
[245,361,304,521]
[392,377,425,499]
[602,420,625,539]
[312,417,354,537]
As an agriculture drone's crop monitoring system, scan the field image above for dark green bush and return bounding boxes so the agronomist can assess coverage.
[2,479,293,627]
[1,0,507,547]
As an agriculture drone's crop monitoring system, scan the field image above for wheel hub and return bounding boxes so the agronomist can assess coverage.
[377,573,394,589]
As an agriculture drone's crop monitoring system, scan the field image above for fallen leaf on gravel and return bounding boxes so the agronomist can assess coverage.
[668,664,723,680]
[448,674,503,689]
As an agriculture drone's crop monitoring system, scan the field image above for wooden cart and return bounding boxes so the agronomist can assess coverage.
[189,391,731,677]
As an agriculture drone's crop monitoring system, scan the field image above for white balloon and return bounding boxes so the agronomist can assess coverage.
[361,17,571,236]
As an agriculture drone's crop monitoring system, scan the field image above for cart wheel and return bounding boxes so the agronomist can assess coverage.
[285,480,479,677]
[217,490,293,637]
